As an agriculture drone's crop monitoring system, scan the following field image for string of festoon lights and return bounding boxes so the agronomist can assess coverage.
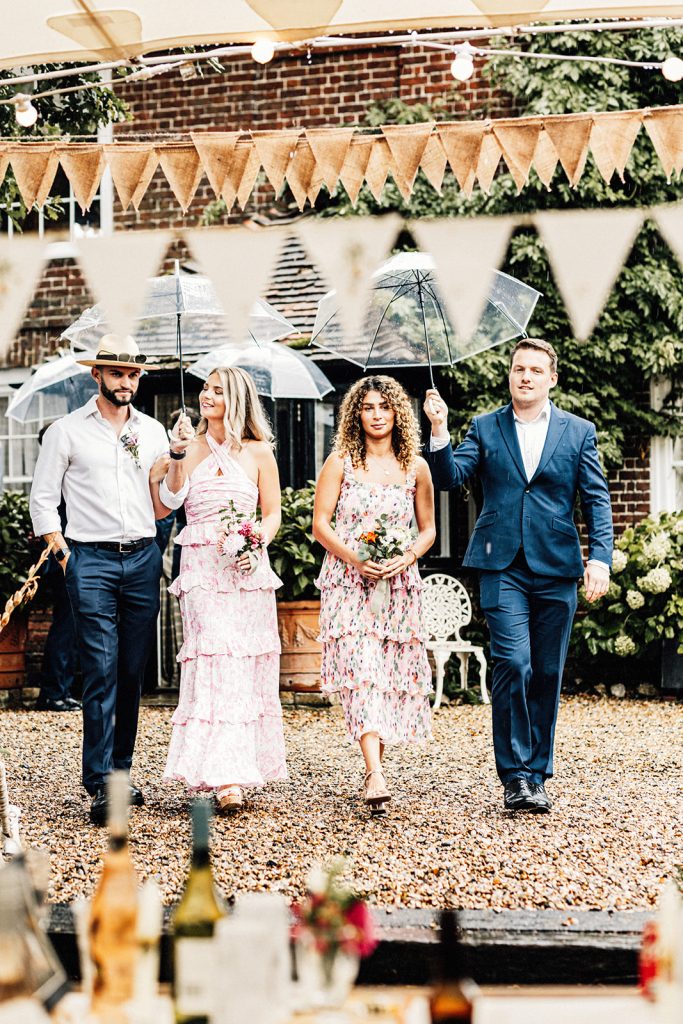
[1,19,682,128]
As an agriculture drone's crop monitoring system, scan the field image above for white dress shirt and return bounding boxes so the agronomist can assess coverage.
[30,395,183,542]
[430,401,608,572]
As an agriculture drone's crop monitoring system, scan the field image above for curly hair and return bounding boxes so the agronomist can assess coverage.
[333,375,421,471]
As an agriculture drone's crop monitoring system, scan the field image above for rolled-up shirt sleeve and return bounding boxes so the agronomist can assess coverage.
[429,434,451,452]
[158,474,189,510]
[30,421,70,537]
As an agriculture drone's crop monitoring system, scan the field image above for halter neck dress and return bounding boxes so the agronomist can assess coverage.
[316,455,432,745]
[164,434,287,789]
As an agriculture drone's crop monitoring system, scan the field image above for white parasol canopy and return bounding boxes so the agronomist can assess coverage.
[0,2,679,68]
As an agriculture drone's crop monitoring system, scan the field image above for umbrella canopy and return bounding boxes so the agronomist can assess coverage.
[310,251,541,384]
[189,342,334,401]
[62,276,296,355]
[0,3,676,67]
[5,352,98,424]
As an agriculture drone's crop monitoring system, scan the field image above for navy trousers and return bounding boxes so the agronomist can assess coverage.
[479,561,578,785]
[64,542,161,794]
[39,566,78,703]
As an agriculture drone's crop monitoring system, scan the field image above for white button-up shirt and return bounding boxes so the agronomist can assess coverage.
[30,396,181,542]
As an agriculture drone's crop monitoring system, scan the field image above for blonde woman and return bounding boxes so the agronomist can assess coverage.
[151,367,286,812]
[313,376,436,813]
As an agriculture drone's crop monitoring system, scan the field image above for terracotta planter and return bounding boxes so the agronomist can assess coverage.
[0,613,28,689]
[277,600,322,693]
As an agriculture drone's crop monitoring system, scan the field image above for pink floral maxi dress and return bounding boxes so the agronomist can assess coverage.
[316,456,433,744]
[164,435,287,789]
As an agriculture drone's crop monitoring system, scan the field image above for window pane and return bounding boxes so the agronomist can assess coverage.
[314,402,335,475]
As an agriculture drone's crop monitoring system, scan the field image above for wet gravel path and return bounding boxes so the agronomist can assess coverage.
[1,697,681,910]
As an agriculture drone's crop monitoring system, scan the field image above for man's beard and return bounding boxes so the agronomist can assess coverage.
[100,379,136,407]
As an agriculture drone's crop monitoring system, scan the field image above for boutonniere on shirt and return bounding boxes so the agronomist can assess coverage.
[120,431,142,469]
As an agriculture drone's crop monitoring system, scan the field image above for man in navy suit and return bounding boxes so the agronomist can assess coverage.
[424,338,612,813]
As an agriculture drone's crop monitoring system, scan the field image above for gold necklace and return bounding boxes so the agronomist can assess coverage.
[368,454,393,476]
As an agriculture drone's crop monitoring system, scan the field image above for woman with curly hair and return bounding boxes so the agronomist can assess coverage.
[313,376,436,813]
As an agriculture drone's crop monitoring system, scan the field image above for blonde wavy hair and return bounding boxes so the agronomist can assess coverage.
[196,366,274,449]
[333,375,421,471]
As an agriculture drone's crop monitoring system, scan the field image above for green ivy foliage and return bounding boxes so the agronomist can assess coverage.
[268,483,325,601]
[0,66,129,227]
[0,491,38,607]
[317,26,683,466]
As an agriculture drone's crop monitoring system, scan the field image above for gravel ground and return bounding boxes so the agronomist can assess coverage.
[1,697,681,910]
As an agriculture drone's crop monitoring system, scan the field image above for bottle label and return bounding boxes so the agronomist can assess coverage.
[175,937,215,1015]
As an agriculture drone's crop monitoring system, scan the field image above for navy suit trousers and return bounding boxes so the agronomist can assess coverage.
[479,562,578,785]
[64,542,161,794]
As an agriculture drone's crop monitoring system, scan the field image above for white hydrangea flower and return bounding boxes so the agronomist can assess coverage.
[641,533,671,564]
[607,580,621,600]
[614,634,637,657]
[637,567,673,595]
[671,518,683,537]
[626,590,645,610]
[611,550,628,573]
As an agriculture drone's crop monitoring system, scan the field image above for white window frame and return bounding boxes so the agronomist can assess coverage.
[650,378,683,514]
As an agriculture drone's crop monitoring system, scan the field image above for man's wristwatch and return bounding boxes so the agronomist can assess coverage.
[55,546,69,562]
[169,449,187,461]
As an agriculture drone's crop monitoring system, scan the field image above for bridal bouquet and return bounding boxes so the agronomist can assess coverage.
[358,516,416,614]
[216,499,265,574]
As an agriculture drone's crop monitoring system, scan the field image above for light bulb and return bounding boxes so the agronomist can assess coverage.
[251,39,275,64]
[662,56,683,82]
[450,44,475,83]
[14,93,38,128]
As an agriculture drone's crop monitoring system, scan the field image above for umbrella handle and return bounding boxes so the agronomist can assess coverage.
[176,311,185,413]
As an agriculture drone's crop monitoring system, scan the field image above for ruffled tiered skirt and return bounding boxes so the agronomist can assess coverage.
[164,521,287,789]
[317,558,433,745]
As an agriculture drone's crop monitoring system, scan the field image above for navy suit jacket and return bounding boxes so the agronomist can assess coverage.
[427,401,613,577]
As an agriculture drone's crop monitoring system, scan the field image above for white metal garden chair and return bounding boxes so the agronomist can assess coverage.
[422,573,489,709]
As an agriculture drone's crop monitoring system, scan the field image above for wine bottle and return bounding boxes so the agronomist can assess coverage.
[88,771,139,1013]
[0,854,68,1012]
[429,910,480,1024]
[173,799,225,1024]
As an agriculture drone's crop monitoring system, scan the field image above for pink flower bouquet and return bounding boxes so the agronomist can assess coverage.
[217,499,265,574]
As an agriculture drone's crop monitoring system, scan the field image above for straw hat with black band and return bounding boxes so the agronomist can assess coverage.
[76,333,160,370]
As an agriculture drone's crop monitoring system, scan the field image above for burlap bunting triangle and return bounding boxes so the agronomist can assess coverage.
[185,225,287,345]
[103,143,158,211]
[75,230,172,339]
[0,236,48,360]
[476,131,502,194]
[305,127,354,192]
[251,129,302,194]
[644,108,683,181]
[158,144,204,213]
[535,207,644,340]
[382,123,435,190]
[235,142,263,209]
[652,204,683,273]
[532,128,559,188]
[191,131,242,199]
[543,116,592,187]
[338,136,374,207]
[364,138,392,203]
[494,120,541,193]
[285,140,319,211]
[438,123,483,193]
[589,113,642,183]
[58,144,106,212]
[9,145,59,209]
[412,217,514,345]
[419,134,448,194]
[0,152,9,192]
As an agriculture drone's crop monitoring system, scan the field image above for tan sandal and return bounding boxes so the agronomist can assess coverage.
[364,770,391,815]
[216,785,243,814]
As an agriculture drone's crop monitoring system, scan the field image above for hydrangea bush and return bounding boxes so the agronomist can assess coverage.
[573,512,683,667]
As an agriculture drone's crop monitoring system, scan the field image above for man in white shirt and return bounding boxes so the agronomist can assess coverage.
[424,339,613,813]
[30,334,188,825]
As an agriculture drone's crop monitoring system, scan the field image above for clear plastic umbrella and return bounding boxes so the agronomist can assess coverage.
[61,266,297,409]
[311,251,541,386]
[189,342,334,401]
[5,352,98,424]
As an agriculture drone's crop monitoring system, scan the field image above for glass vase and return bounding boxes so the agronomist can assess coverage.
[294,936,359,1010]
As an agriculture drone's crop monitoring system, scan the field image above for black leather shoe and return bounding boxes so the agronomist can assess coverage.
[528,782,552,813]
[503,776,536,811]
[36,698,80,712]
[89,788,108,826]
[128,785,145,807]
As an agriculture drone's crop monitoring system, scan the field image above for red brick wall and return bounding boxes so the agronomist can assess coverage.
[608,448,651,533]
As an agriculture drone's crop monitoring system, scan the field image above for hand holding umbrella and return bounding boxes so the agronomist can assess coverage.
[423,388,449,431]
[168,412,195,454]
